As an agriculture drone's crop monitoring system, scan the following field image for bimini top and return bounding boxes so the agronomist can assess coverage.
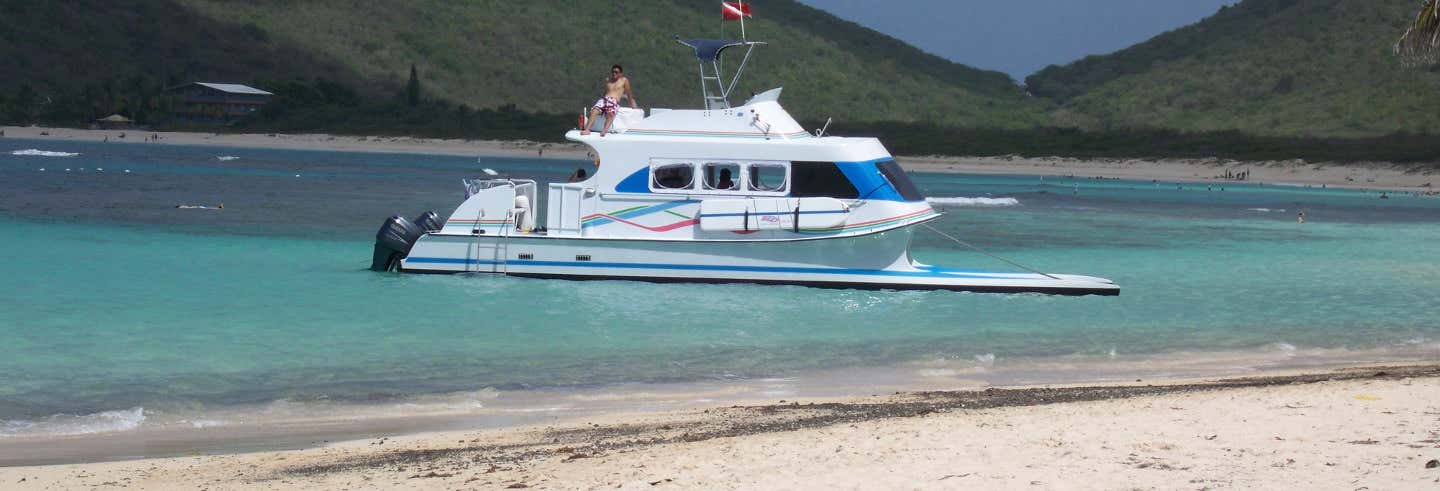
[677,38,748,62]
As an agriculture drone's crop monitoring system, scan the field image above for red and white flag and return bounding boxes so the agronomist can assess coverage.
[722,1,753,21]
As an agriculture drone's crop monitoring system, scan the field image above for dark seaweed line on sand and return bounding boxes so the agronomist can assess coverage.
[283,364,1440,477]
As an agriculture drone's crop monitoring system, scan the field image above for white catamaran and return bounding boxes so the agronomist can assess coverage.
[370,36,1119,296]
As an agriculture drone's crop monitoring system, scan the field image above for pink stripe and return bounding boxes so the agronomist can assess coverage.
[597,214,699,232]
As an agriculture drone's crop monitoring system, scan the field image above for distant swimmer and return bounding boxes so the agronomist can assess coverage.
[1297,211,1305,224]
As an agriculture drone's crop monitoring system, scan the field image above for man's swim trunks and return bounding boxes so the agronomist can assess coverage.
[592,96,619,116]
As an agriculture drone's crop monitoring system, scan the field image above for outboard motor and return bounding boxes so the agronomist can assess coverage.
[413,210,443,233]
[370,215,425,272]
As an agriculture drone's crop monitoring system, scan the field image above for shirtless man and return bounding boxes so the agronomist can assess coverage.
[582,64,637,136]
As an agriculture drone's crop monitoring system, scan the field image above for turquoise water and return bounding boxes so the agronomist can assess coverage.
[2,138,1439,439]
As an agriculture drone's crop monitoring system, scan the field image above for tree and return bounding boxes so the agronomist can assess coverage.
[405,63,420,106]
[13,85,38,123]
[1396,0,1440,66]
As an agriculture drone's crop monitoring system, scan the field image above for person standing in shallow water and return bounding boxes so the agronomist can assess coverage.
[582,64,637,137]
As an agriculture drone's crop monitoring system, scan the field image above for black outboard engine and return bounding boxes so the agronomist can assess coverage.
[370,214,425,272]
[413,210,443,233]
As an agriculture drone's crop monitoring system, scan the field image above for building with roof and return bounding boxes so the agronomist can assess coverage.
[168,82,274,122]
[92,114,135,130]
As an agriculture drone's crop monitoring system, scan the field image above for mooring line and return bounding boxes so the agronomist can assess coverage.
[920,223,1063,281]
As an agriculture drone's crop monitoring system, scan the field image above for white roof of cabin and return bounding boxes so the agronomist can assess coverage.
[195,83,274,96]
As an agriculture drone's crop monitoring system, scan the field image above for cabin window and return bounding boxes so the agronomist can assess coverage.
[791,162,859,199]
[748,163,787,192]
[702,163,741,191]
[876,160,925,201]
[651,163,695,190]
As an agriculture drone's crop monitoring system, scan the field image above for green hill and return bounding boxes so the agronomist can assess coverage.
[1025,0,1440,137]
[0,0,1047,129]
[0,0,366,123]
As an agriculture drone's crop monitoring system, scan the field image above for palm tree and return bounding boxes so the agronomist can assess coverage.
[1396,0,1440,65]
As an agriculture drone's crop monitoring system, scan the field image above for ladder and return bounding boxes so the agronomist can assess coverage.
[699,63,729,110]
[494,210,512,275]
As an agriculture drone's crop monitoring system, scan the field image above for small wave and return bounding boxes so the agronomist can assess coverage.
[11,149,80,157]
[918,368,959,378]
[974,353,997,367]
[0,407,145,438]
[1246,208,1288,213]
[1270,342,1298,354]
[185,419,230,429]
[216,156,240,161]
[927,197,1019,207]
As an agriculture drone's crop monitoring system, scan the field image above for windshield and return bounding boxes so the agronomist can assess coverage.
[876,160,925,202]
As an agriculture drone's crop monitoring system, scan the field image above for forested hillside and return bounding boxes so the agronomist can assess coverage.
[1025,0,1440,137]
[0,0,361,124]
[0,0,1046,129]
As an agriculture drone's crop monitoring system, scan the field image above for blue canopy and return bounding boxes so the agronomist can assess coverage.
[677,38,745,62]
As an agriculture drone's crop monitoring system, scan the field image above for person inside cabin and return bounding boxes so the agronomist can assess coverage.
[568,168,588,183]
[716,168,736,190]
[581,64,638,137]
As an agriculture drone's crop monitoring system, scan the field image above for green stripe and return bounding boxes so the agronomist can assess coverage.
[583,204,650,223]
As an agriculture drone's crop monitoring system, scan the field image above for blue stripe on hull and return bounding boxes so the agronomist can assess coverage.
[403,257,1038,280]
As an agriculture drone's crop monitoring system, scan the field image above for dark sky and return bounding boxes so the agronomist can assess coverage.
[796,0,1241,81]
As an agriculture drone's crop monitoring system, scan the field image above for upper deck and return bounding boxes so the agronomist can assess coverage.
[568,88,894,185]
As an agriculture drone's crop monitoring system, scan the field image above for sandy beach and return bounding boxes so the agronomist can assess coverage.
[5,125,1436,192]
[898,155,1439,194]
[2,363,1437,489]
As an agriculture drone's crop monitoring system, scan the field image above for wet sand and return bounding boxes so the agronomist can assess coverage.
[5,125,1436,192]
[3,363,1438,489]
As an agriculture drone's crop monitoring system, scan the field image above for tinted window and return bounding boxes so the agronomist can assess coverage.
[748,163,787,192]
[651,163,695,190]
[876,160,925,201]
[702,162,741,191]
[791,162,858,199]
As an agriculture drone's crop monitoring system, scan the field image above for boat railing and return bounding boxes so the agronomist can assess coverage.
[463,178,535,198]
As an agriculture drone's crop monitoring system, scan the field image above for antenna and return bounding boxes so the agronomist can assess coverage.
[815,117,833,137]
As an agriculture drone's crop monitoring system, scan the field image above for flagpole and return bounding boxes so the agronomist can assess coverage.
[739,0,746,40]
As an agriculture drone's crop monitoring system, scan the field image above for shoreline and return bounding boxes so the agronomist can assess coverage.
[2,362,1438,488]
[895,154,1438,194]
[5,125,1436,192]
[1,342,1436,463]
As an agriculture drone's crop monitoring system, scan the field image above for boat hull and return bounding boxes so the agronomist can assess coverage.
[401,227,1119,296]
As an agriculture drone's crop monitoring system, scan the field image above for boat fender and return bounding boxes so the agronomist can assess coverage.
[413,210,443,232]
[792,203,801,233]
[370,215,425,272]
[742,208,750,232]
